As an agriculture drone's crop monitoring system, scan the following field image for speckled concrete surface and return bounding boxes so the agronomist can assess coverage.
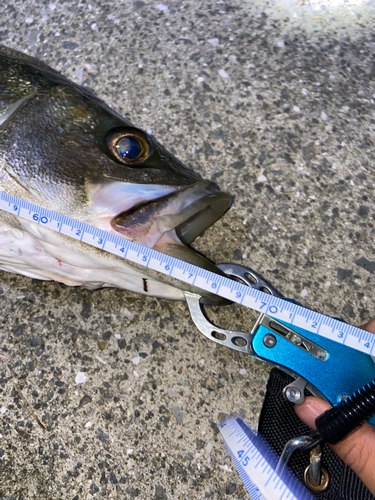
[1,1,375,498]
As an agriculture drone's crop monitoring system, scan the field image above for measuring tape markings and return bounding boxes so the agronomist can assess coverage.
[221,425,268,500]
[219,417,312,500]
[1,191,374,357]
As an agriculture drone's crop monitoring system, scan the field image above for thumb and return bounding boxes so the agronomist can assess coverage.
[295,396,375,495]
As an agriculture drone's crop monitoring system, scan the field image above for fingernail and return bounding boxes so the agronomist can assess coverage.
[295,399,330,428]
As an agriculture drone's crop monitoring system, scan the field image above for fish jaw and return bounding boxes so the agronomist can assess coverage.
[88,178,232,300]
[103,180,232,249]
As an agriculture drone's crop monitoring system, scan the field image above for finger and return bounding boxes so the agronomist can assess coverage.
[295,396,375,495]
[360,318,375,334]
[295,396,331,427]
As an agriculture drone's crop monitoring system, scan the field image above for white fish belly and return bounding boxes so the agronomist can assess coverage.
[0,219,185,300]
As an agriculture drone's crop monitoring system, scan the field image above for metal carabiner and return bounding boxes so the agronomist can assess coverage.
[276,436,330,492]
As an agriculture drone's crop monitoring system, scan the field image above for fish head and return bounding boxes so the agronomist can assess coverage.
[86,123,232,249]
[0,46,232,301]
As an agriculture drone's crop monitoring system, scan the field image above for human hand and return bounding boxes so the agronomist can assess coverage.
[295,318,375,496]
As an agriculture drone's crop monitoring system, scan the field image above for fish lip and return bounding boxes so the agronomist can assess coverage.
[172,191,232,244]
[110,181,232,244]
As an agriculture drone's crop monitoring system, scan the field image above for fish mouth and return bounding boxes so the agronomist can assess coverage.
[110,181,231,246]
[110,181,232,302]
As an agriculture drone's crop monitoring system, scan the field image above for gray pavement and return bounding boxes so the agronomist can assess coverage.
[1,0,375,498]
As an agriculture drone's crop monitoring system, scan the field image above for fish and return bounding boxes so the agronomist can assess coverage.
[0,45,232,302]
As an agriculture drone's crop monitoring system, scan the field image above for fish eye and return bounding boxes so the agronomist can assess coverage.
[116,136,142,160]
[105,129,151,165]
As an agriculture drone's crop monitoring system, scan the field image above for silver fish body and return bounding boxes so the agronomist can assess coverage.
[0,46,231,302]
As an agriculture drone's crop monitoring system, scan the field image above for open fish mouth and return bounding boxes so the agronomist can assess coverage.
[110,181,231,246]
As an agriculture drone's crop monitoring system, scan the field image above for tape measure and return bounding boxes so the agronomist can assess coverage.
[219,417,314,500]
[1,191,374,357]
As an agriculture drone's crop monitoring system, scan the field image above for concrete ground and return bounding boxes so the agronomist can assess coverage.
[1,0,375,498]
